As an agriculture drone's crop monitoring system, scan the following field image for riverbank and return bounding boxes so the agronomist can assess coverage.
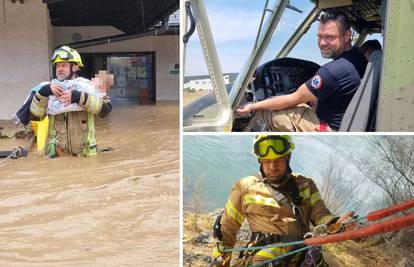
[183,211,413,267]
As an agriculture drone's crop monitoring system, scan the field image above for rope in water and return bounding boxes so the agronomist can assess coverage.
[0,149,18,167]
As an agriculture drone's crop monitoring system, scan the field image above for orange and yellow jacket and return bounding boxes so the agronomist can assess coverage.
[30,89,111,157]
[221,172,336,248]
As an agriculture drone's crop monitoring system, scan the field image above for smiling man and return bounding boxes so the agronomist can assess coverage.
[236,10,367,131]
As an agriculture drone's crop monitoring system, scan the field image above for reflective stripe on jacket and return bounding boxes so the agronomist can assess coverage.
[30,92,107,156]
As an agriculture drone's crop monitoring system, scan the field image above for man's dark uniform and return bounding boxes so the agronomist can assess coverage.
[306,47,367,130]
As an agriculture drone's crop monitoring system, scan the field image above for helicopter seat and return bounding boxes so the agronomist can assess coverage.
[339,50,383,131]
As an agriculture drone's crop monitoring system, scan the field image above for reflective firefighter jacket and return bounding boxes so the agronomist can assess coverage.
[30,90,110,156]
[221,172,335,248]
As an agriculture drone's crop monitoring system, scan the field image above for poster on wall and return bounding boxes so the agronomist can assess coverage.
[107,54,154,104]
[169,63,179,76]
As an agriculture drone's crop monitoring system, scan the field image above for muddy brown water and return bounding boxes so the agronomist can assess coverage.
[0,102,179,267]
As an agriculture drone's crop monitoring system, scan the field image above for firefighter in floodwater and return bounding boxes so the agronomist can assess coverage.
[211,135,352,267]
[30,46,112,157]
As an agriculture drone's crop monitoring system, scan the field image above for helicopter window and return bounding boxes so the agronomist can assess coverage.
[260,1,320,65]
[184,0,319,123]
[183,1,266,122]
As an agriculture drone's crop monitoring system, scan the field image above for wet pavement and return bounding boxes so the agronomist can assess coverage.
[0,102,179,267]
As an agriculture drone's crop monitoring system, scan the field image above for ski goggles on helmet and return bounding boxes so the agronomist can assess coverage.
[51,48,74,62]
[253,135,291,159]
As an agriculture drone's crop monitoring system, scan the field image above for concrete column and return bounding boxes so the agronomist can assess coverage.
[0,0,52,119]
[154,35,179,101]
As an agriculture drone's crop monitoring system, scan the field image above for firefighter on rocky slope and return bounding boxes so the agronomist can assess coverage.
[30,46,111,157]
[211,135,342,266]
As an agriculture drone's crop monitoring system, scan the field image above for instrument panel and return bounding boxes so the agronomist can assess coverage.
[251,57,320,100]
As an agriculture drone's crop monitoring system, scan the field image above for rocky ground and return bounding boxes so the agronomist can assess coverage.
[183,210,414,267]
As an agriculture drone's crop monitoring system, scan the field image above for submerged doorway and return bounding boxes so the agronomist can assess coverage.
[80,52,156,104]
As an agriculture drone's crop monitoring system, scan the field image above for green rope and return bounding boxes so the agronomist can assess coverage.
[221,217,368,265]
[249,245,314,267]
[223,240,305,253]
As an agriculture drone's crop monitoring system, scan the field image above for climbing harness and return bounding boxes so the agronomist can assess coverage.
[250,245,313,267]
[263,176,307,236]
[300,246,325,267]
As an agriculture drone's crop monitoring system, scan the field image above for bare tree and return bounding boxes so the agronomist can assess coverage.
[319,152,364,215]
[189,176,206,214]
[354,136,414,206]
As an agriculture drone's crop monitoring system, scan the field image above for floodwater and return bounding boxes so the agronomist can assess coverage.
[0,102,179,267]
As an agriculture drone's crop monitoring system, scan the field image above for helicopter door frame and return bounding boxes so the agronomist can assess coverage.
[229,0,289,111]
[182,0,232,132]
[183,0,289,131]
[377,0,414,131]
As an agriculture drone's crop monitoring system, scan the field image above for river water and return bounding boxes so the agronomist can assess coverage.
[0,102,179,267]
[183,135,371,212]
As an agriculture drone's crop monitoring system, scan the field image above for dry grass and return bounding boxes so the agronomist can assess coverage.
[183,213,216,267]
[323,240,396,267]
[183,91,209,106]
[184,213,215,240]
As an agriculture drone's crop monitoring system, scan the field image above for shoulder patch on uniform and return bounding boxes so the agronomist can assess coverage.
[310,75,323,89]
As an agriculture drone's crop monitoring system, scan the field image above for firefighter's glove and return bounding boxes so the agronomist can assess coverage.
[327,211,358,234]
[211,243,231,267]
[303,224,327,239]
[312,224,328,236]
[38,84,53,97]
[71,90,82,104]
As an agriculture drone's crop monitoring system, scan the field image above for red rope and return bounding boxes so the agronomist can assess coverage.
[304,213,414,245]
[367,198,414,221]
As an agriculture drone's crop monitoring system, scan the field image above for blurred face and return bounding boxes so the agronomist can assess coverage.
[55,62,79,80]
[318,20,351,59]
[260,156,288,183]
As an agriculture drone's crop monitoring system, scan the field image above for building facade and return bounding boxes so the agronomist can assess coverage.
[0,1,178,119]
